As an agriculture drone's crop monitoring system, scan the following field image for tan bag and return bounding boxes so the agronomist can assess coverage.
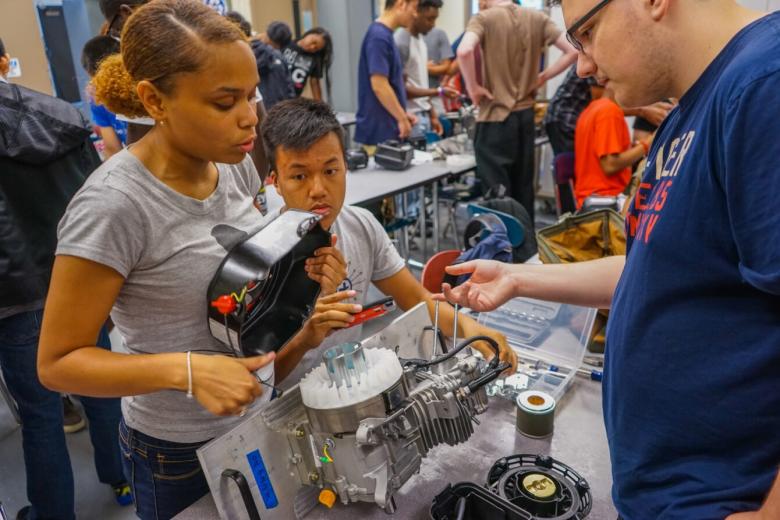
[537,209,626,263]
[536,209,626,352]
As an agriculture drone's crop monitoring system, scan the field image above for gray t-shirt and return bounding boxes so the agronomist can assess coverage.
[424,27,454,89]
[280,205,405,387]
[394,28,431,114]
[56,149,274,443]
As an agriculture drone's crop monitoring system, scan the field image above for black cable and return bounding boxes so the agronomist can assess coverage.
[221,312,283,398]
[409,335,501,370]
[467,361,511,393]
[223,313,241,357]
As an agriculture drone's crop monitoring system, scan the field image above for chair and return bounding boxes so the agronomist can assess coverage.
[421,249,462,293]
[466,204,525,247]
[437,174,482,249]
[553,152,577,215]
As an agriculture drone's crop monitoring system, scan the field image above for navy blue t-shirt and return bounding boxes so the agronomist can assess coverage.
[355,22,407,145]
[607,13,780,519]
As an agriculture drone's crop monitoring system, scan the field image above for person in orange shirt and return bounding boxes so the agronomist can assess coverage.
[574,85,651,208]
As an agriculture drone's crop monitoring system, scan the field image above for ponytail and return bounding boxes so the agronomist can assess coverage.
[93,53,148,119]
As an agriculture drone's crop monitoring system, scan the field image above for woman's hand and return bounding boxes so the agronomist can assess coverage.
[190,353,274,416]
[305,234,347,296]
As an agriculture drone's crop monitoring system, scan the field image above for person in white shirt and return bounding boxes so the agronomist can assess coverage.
[394,0,457,137]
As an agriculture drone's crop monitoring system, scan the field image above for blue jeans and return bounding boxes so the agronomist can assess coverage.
[119,419,209,520]
[0,310,124,520]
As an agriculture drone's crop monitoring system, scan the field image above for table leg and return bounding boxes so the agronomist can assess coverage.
[420,185,427,261]
[402,191,410,262]
[432,181,440,253]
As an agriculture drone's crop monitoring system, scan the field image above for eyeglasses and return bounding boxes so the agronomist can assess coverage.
[565,0,613,53]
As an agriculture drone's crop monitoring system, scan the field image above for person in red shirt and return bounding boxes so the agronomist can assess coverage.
[574,85,651,207]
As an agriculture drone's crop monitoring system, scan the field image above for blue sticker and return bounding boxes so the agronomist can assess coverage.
[246,449,279,509]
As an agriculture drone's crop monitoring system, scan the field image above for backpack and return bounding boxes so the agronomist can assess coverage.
[477,187,538,263]
[445,213,512,287]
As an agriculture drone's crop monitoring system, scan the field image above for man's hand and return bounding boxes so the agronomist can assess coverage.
[431,115,444,136]
[469,85,494,106]
[433,260,518,312]
[305,234,347,296]
[440,86,459,99]
[397,115,413,139]
[461,320,518,374]
[298,291,361,350]
[637,100,676,126]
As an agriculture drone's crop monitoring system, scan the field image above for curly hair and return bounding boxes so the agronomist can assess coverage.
[93,0,246,118]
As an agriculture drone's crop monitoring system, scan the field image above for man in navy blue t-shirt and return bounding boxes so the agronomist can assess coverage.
[355,0,418,145]
[435,2,780,519]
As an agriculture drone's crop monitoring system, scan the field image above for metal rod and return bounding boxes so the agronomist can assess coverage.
[402,192,410,262]
[452,303,459,350]
[419,185,427,260]
[432,180,440,252]
[432,300,440,358]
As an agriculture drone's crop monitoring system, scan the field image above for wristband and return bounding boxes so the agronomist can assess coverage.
[437,86,444,97]
[186,351,194,399]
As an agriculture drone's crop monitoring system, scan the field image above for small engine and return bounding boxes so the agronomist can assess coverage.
[297,340,497,512]
[197,303,507,519]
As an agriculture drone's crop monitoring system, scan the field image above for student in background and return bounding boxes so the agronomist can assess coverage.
[1,37,129,519]
[259,21,293,50]
[457,0,577,223]
[394,0,457,138]
[424,26,455,134]
[543,66,596,157]
[81,35,128,159]
[355,0,419,145]
[573,85,651,208]
[226,11,295,110]
[281,27,333,102]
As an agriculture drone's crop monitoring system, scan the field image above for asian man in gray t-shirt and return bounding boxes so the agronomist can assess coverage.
[259,98,517,384]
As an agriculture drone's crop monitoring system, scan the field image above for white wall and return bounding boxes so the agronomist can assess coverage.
[436,0,467,43]
[542,6,567,100]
